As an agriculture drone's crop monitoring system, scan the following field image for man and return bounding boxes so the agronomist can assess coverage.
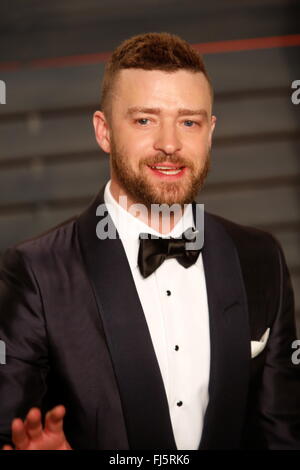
[0,32,300,450]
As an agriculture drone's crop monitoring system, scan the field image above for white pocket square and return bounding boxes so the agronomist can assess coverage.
[251,328,270,358]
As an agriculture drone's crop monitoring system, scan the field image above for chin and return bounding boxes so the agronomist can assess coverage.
[148,187,193,206]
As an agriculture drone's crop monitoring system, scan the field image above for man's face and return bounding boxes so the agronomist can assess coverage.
[95,68,216,207]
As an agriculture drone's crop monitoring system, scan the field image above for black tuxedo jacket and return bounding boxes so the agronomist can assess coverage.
[0,185,300,450]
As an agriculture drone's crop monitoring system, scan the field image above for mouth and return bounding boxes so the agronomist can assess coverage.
[147,164,186,178]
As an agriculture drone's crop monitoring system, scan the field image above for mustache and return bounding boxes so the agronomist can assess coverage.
[142,154,192,168]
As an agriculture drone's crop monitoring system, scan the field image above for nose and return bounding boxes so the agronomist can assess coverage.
[153,121,182,155]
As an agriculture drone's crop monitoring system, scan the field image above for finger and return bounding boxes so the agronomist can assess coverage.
[2,444,14,450]
[11,418,30,449]
[24,407,43,440]
[45,405,66,434]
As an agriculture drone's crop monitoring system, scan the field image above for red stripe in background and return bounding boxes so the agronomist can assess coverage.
[0,34,299,72]
[193,34,300,53]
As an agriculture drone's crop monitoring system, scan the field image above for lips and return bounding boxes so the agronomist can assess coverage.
[150,166,183,175]
[147,164,186,178]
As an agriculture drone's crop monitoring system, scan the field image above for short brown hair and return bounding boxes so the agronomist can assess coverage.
[100,32,213,123]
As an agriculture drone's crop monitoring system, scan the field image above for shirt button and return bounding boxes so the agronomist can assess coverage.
[175,345,179,351]
[166,290,171,296]
[177,401,183,407]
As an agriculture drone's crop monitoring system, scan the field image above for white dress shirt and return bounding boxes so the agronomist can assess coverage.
[104,180,210,450]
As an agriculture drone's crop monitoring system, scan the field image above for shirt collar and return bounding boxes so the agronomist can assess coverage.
[104,179,196,271]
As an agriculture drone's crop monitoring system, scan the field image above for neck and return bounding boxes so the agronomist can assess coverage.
[109,179,185,234]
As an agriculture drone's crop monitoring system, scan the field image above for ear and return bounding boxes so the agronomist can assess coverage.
[208,114,217,147]
[93,110,111,154]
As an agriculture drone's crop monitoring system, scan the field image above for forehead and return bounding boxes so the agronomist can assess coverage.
[112,69,212,112]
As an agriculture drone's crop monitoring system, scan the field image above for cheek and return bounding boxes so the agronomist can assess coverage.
[186,135,208,156]
[120,125,152,151]
[195,133,211,155]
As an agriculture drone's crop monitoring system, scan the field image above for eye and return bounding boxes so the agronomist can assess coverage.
[135,118,150,125]
[183,120,198,127]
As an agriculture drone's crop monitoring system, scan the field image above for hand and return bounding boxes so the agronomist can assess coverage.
[1,405,72,450]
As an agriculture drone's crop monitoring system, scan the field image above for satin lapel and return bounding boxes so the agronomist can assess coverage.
[77,186,177,450]
[193,204,251,449]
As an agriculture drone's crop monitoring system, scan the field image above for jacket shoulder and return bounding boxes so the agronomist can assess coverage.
[1,215,78,271]
[204,211,281,261]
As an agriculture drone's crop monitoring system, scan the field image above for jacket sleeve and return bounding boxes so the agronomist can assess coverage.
[243,237,300,449]
[0,247,49,447]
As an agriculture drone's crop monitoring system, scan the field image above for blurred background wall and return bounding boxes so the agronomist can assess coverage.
[0,0,299,331]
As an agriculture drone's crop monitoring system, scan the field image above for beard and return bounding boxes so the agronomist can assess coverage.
[109,133,211,209]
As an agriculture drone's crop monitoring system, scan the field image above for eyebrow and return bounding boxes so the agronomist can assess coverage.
[126,107,208,121]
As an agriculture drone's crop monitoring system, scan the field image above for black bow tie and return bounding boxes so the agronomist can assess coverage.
[138,227,202,278]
